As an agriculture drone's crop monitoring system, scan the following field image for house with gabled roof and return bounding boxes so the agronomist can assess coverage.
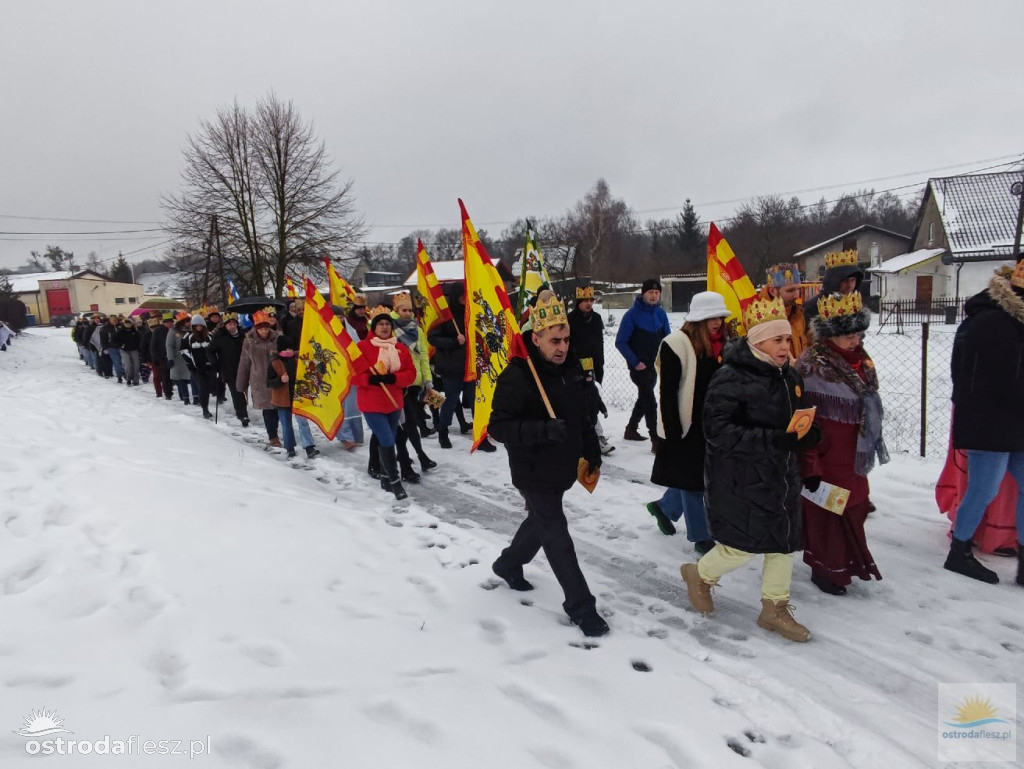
[794,224,911,286]
[870,170,1021,303]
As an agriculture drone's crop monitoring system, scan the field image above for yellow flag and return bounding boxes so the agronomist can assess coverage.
[460,199,527,451]
[292,279,358,440]
[707,222,758,334]
[323,256,357,310]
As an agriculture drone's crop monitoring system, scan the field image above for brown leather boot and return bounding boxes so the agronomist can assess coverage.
[756,598,810,642]
[680,563,714,614]
[623,426,647,441]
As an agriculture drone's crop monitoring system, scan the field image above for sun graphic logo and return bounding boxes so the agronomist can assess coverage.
[944,695,1010,729]
[13,709,73,738]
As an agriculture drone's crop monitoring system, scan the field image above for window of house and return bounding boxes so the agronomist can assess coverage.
[842,237,858,252]
[928,222,935,246]
[115,297,125,304]
[870,242,880,265]
[128,297,137,303]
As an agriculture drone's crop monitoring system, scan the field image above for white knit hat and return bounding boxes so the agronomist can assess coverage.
[190,314,207,327]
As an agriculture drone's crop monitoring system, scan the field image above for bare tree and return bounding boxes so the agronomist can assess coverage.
[162,95,366,299]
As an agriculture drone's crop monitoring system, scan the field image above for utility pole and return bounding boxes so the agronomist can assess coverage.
[1011,172,1024,259]
[201,216,216,305]
[213,214,227,308]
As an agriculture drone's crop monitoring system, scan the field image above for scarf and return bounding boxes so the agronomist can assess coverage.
[794,341,889,476]
[709,329,724,361]
[748,339,784,368]
[370,335,401,372]
[392,316,419,353]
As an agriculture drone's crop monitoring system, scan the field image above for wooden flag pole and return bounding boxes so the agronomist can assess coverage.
[526,357,556,419]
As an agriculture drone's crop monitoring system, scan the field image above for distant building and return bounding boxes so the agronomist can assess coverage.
[10,270,145,324]
[794,224,912,294]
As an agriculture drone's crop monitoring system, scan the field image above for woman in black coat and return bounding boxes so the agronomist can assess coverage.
[944,262,1024,585]
[679,297,820,643]
[646,291,731,552]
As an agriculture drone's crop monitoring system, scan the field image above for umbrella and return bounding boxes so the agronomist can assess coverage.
[227,296,289,315]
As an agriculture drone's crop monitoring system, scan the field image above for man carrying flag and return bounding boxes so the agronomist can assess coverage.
[489,289,609,638]
[706,222,758,334]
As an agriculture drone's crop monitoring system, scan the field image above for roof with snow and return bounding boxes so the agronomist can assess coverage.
[867,248,945,275]
[401,258,512,288]
[5,271,74,293]
[926,170,1024,260]
[137,271,186,300]
[793,224,910,258]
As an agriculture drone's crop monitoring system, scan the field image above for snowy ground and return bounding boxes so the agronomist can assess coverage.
[0,327,1021,768]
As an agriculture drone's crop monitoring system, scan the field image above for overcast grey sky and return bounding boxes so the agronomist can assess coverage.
[2,0,1022,272]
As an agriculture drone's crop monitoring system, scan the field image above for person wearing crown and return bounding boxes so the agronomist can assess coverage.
[568,285,614,455]
[237,311,282,447]
[680,294,821,642]
[489,290,608,638]
[354,306,417,500]
[795,292,887,595]
[943,258,1024,586]
[762,263,809,359]
[805,250,863,322]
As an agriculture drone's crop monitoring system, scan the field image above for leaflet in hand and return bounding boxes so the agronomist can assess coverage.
[786,406,816,439]
[801,481,850,515]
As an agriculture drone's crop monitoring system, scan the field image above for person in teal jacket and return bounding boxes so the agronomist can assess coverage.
[615,279,671,445]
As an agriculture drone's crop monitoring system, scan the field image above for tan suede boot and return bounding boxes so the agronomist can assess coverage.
[756,598,810,642]
[680,563,714,615]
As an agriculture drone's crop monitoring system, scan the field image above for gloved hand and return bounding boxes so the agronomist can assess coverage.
[772,431,801,451]
[542,419,567,445]
[584,457,602,475]
[424,381,434,390]
[368,373,396,385]
[803,476,822,492]
[797,424,822,451]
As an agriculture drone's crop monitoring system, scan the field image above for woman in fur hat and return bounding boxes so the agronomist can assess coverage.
[944,260,1024,586]
[794,292,888,595]
[646,291,732,553]
[236,311,281,447]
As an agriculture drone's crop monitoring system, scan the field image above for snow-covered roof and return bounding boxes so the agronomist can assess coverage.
[401,258,511,287]
[793,224,911,258]
[5,271,74,293]
[929,170,1023,259]
[867,248,945,275]
[137,271,186,300]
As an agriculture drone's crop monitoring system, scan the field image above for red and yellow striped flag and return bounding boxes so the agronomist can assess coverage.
[416,239,454,335]
[707,222,758,334]
[292,279,368,439]
[285,275,298,299]
[323,256,357,309]
[461,199,527,451]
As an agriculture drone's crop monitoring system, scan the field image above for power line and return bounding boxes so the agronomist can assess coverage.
[0,227,163,235]
[0,213,163,225]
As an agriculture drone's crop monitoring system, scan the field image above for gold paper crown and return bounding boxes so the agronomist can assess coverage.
[532,293,568,333]
[575,286,595,300]
[366,305,392,321]
[392,292,413,310]
[222,311,238,322]
[825,250,858,269]
[816,291,863,319]
[1012,260,1024,289]
[743,295,788,330]
[261,305,278,317]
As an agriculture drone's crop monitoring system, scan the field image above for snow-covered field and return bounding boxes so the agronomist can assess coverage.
[0,327,1021,768]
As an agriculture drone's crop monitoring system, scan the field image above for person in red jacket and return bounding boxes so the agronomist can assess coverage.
[354,307,417,500]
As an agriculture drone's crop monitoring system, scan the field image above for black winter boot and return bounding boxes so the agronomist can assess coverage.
[456,411,472,435]
[476,437,497,453]
[400,459,421,483]
[379,445,407,500]
[944,538,999,584]
[367,435,381,479]
[438,428,452,449]
[305,445,320,458]
[1017,545,1024,587]
[418,452,437,471]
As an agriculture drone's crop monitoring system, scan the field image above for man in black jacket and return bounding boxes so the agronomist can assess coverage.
[427,283,475,448]
[210,313,251,426]
[150,314,174,399]
[489,291,608,637]
[567,285,613,455]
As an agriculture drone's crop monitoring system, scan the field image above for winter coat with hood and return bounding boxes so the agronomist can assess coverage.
[703,338,814,554]
[267,350,297,409]
[614,296,671,369]
[951,273,1024,451]
[99,321,117,351]
[166,324,192,380]
[209,325,247,384]
[352,335,416,413]
[489,333,601,493]
[392,314,432,388]
[236,328,280,411]
[428,284,469,379]
[567,305,605,383]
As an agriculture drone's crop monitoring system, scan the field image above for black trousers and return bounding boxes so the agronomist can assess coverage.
[161,360,173,397]
[196,369,218,415]
[226,379,249,422]
[628,367,658,435]
[497,488,595,619]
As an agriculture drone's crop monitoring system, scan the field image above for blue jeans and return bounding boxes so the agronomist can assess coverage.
[364,410,402,448]
[295,416,315,449]
[337,389,364,443]
[108,347,125,378]
[277,407,296,451]
[953,450,1024,542]
[262,409,279,440]
[439,377,473,430]
[174,380,190,401]
[658,488,712,543]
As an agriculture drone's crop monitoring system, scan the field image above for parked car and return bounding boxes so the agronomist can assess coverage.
[49,314,74,327]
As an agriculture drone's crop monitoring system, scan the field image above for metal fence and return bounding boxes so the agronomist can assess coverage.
[877,298,965,331]
[598,314,957,459]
